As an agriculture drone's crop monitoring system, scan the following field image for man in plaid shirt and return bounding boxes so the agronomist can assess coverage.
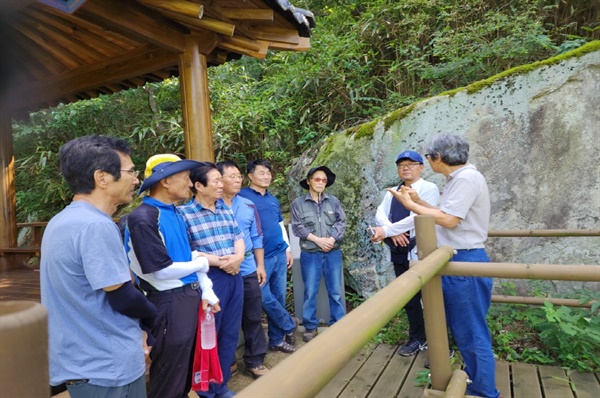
[178,162,244,398]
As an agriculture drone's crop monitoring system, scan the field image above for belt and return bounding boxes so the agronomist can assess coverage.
[146,280,200,295]
[66,379,89,386]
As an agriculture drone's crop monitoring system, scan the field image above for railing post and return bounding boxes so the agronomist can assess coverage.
[415,215,452,390]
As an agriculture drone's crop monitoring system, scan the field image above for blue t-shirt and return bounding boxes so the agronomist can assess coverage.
[220,195,264,276]
[125,196,197,291]
[40,201,145,387]
[238,187,287,258]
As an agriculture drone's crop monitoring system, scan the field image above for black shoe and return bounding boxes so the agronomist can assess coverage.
[285,317,300,345]
[424,348,455,369]
[398,339,427,356]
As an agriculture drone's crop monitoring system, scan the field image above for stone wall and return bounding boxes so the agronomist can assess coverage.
[287,43,600,297]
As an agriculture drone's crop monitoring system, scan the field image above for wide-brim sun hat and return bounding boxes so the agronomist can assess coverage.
[299,166,336,190]
[138,154,203,193]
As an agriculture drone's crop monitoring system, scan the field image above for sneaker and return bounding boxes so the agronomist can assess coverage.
[245,364,270,379]
[303,328,318,342]
[398,339,427,356]
[285,317,300,345]
[424,348,455,369]
[269,341,296,353]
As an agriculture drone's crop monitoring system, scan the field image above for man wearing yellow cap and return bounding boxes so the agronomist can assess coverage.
[124,154,221,398]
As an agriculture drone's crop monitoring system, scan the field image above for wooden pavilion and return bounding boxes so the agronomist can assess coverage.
[0,0,315,269]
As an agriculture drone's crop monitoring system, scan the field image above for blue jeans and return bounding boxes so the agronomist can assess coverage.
[66,375,145,398]
[442,249,500,398]
[197,268,244,398]
[261,250,295,346]
[300,250,346,330]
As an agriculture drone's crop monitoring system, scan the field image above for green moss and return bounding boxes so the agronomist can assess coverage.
[437,40,600,96]
[338,41,600,147]
[383,103,416,131]
[347,120,378,140]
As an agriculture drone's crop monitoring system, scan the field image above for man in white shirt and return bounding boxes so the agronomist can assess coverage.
[370,150,439,356]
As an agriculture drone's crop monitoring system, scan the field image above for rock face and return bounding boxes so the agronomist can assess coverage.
[287,44,600,297]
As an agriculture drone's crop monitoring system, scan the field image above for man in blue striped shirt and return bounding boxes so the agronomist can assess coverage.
[178,162,244,398]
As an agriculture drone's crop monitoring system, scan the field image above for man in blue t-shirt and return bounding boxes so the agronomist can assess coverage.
[41,136,156,398]
[125,154,220,398]
[238,159,299,354]
[217,160,269,379]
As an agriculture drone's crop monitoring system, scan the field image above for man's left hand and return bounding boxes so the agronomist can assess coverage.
[219,254,243,275]
[286,251,294,269]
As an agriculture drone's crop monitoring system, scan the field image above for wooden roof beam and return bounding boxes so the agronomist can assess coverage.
[6,25,67,75]
[161,11,235,37]
[246,26,301,44]
[137,0,203,19]
[18,14,103,64]
[260,37,310,52]
[10,19,82,69]
[24,8,127,57]
[221,8,273,21]
[220,36,267,57]
[12,46,179,111]
[77,0,189,53]
[34,3,139,50]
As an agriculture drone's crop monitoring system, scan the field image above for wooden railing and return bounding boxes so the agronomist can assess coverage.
[236,216,600,398]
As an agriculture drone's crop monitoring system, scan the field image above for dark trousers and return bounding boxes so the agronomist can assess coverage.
[393,258,426,342]
[147,285,200,398]
[198,268,244,398]
[242,272,268,367]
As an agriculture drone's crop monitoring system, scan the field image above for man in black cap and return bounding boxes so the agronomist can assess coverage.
[124,154,220,398]
[291,166,347,342]
[370,150,439,356]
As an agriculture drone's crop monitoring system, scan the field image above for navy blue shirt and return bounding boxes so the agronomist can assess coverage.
[238,186,288,258]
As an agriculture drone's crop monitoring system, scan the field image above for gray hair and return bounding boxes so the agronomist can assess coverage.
[426,134,469,166]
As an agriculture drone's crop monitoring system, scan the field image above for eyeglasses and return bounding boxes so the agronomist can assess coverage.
[225,174,243,180]
[312,177,328,183]
[120,169,139,177]
[397,163,421,169]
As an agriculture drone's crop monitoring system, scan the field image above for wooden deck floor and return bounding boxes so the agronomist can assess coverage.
[2,268,599,398]
[316,343,600,398]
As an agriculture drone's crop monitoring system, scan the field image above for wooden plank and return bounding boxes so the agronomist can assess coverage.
[569,372,600,398]
[339,344,395,398]
[316,345,373,398]
[13,46,178,110]
[397,350,428,398]
[495,361,512,398]
[79,0,188,53]
[539,365,574,398]
[511,363,542,398]
[369,348,416,397]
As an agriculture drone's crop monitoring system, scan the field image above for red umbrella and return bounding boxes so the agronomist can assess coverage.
[191,307,223,392]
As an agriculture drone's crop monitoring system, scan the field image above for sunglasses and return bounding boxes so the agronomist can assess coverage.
[312,177,328,183]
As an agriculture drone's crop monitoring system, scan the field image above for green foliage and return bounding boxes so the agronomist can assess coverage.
[536,302,600,371]
[487,282,600,371]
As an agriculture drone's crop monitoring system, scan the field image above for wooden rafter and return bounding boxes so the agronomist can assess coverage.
[13,46,179,110]
[78,0,189,53]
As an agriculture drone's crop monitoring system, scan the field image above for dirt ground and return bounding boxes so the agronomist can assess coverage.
[228,325,320,393]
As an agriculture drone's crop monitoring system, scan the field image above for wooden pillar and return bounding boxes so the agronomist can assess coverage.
[0,109,18,270]
[179,34,215,162]
[415,215,452,390]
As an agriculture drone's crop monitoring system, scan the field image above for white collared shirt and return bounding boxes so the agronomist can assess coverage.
[375,177,439,260]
